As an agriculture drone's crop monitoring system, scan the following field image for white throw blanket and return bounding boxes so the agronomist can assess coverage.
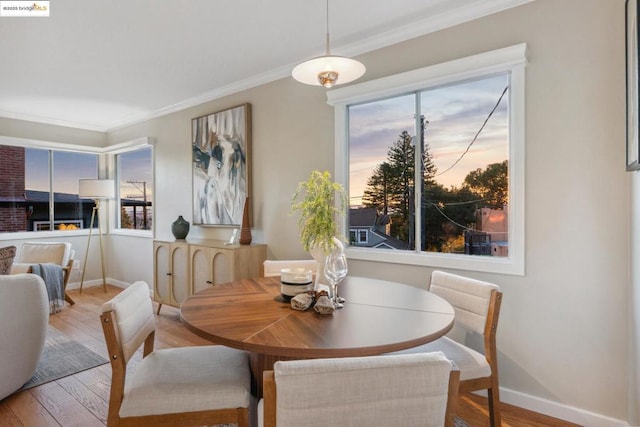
[30,263,64,314]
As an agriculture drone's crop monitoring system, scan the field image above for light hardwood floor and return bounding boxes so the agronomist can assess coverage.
[0,285,581,427]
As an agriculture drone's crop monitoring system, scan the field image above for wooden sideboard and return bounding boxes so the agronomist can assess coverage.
[153,239,266,314]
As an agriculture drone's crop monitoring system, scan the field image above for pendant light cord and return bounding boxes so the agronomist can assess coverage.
[325,0,330,55]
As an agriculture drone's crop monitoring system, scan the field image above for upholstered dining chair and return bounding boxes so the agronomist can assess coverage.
[389,270,503,427]
[100,281,251,427]
[263,259,318,277]
[258,352,459,427]
[11,241,75,305]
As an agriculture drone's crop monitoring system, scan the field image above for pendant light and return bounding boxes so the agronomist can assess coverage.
[292,0,365,88]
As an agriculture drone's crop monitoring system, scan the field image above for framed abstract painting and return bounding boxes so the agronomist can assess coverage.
[192,103,251,225]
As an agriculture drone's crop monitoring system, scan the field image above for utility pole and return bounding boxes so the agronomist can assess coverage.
[420,115,428,251]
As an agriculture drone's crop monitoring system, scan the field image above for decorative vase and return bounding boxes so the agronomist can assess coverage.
[309,237,343,291]
[171,215,190,240]
[239,197,252,245]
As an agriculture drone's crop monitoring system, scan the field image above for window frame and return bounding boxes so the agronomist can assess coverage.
[0,135,103,240]
[327,43,526,275]
[108,138,154,238]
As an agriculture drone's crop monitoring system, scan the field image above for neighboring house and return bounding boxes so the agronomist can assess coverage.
[465,207,509,257]
[349,208,408,250]
[350,206,509,256]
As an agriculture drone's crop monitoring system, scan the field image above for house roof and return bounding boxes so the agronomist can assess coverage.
[350,207,378,227]
[0,190,148,206]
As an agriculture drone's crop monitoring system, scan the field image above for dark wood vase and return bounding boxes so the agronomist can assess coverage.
[239,197,252,245]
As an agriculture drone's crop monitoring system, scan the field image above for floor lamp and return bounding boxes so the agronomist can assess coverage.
[79,179,114,293]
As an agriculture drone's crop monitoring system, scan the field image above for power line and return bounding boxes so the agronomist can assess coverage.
[431,198,487,206]
[434,85,509,178]
[424,201,476,231]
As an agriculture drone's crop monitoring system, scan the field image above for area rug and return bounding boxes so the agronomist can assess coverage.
[20,325,109,391]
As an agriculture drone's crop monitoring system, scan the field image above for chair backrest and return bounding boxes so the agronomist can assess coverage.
[100,281,155,425]
[264,352,458,427]
[429,270,500,336]
[263,260,318,277]
[0,274,49,400]
[18,242,72,266]
[101,281,155,364]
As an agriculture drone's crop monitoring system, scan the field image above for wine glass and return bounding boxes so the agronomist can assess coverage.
[324,252,348,308]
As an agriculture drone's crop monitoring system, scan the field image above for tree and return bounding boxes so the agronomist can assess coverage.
[120,206,133,229]
[422,184,477,252]
[463,160,508,208]
[362,162,391,216]
[362,132,506,252]
[363,130,437,242]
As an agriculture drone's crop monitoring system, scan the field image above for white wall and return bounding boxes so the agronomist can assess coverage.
[1,0,633,424]
[0,117,106,147]
[631,172,640,424]
[107,78,334,258]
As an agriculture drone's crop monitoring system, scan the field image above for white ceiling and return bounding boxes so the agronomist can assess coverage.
[0,0,530,132]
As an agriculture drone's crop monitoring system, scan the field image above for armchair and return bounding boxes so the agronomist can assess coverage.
[0,274,49,400]
[11,242,75,306]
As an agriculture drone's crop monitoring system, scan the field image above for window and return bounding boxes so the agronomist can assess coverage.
[327,44,526,275]
[0,144,98,233]
[349,229,370,245]
[115,146,153,231]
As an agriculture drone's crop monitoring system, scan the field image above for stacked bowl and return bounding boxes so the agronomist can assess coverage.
[280,268,313,300]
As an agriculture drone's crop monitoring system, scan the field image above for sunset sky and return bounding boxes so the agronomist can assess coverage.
[25,147,152,199]
[348,73,509,206]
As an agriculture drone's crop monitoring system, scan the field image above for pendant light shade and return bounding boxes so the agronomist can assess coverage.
[292,0,365,88]
[292,55,366,88]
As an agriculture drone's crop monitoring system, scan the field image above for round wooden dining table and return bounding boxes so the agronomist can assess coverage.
[180,275,455,396]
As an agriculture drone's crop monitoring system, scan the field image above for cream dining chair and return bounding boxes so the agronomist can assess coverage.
[259,352,459,427]
[389,270,503,427]
[100,281,251,427]
[263,259,318,277]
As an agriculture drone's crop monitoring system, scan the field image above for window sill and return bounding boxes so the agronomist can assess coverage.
[345,246,524,276]
[0,230,89,240]
[110,229,153,238]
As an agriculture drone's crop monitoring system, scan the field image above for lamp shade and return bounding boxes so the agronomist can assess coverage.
[292,55,366,87]
[78,179,115,199]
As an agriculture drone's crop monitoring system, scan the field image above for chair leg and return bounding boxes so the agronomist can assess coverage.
[64,293,76,305]
[487,385,502,427]
[237,407,249,427]
[63,264,75,305]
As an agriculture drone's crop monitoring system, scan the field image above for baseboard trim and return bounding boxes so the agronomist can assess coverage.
[66,278,129,290]
[500,387,628,427]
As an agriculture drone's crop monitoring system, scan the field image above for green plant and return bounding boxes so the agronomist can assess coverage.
[291,170,347,254]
